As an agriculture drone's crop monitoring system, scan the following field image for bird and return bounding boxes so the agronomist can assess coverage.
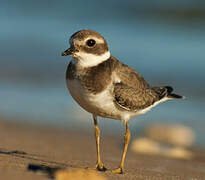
[61,30,183,174]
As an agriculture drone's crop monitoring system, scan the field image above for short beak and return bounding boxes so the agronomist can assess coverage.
[61,48,73,56]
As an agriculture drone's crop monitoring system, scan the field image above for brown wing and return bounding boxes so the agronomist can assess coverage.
[113,83,159,111]
[112,56,150,89]
[111,56,170,111]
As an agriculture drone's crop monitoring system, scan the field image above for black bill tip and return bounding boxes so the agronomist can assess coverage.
[61,51,68,56]
[61,48,73,56]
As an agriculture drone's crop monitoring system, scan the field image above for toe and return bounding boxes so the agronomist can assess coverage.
[111,167,124,174]
[95,163,107,172]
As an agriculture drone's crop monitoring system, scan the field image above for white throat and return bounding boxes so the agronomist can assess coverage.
[73,51,110,68]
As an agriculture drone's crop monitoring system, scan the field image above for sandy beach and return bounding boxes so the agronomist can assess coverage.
[0,118,205,180]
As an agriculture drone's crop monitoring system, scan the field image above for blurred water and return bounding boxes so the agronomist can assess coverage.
[0,0,205,145]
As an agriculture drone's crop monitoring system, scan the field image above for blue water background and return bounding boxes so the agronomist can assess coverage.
[0,1,205,145]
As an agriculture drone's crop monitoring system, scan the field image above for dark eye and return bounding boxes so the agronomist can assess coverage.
[86,39,96,47]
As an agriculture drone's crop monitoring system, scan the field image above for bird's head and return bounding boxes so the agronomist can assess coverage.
[62,30,110,67]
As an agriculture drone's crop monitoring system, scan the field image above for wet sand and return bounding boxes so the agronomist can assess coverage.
[0,119,205,180]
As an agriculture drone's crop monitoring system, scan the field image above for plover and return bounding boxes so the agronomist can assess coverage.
[62,30,183,174]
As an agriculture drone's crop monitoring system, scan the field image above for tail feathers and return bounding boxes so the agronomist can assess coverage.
[165,86,184,99]
[152,86,184,100]
[168,93,184,99]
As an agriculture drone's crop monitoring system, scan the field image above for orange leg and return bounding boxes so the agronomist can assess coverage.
[112,121,130,174]
[93,115,107,171]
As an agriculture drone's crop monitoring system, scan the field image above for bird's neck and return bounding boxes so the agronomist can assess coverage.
[73,51,111,68]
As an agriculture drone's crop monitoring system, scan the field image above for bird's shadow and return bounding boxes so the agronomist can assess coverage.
[27,164,61,178]
[0,148,71,178]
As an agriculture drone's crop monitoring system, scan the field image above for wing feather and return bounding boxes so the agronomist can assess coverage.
[109,56,175,111]
[113,83,159,111]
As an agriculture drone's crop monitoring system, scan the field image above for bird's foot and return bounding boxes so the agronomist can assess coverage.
[111,167,124,174]
[95,162,107,172]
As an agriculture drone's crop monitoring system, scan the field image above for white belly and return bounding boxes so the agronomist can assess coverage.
[67,79,132,121]
[66,79,169,123]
